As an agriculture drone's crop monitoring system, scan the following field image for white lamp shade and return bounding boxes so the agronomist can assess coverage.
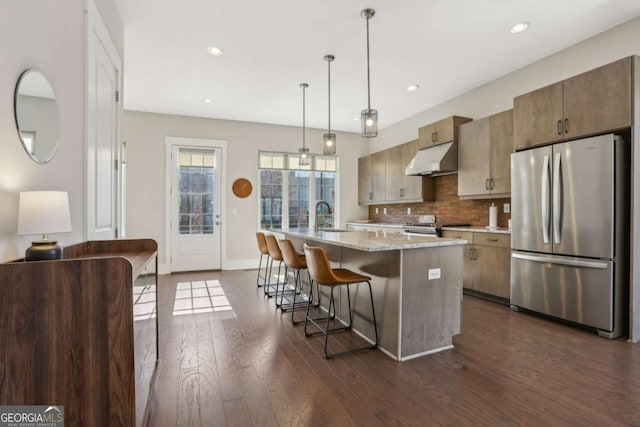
[18,191,72,236]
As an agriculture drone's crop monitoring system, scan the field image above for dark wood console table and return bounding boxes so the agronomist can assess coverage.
[0,239,158,426]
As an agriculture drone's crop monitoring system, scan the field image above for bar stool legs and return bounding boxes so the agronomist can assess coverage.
[304,281,378,359]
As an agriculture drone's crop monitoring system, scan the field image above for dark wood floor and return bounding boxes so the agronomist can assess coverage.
[146,269,640,426]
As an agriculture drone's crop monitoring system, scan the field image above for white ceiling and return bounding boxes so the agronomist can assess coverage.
[114,0,640,133]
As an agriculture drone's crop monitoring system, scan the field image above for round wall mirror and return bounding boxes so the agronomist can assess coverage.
[14,69,61,164]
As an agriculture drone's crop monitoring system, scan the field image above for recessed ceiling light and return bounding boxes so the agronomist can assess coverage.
[509,22,529,34]
[206,46,224,56]
[406,84,420,92]
[204,98,212,104]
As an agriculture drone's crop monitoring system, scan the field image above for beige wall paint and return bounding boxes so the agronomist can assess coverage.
[0,0,122,262]
[122,111,368,271]
[373,15,640,153]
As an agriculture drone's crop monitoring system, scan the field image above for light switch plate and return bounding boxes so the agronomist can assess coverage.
[504,203,510,213]
[383,208,387,214]
[428,268,441,280]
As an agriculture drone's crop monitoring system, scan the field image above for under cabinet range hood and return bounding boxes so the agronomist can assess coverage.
[405,141,458,176]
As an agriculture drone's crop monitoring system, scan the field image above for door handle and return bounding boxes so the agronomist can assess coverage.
[541,154,550,244]
[553,152,562,244]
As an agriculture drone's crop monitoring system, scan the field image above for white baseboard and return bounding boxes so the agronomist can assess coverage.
[158,259,260,275]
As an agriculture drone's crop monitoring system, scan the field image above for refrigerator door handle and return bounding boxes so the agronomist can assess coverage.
[553,152,562,244]
[512,252,608,269]
[541,154,550,244]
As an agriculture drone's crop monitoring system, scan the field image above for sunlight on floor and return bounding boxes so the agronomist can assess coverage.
[133,284,157,321]
[172,279,235,317]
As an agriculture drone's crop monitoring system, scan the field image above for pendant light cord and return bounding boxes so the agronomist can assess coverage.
[327,59,331,134]
[302,84,306,149]
[366,14,371,111]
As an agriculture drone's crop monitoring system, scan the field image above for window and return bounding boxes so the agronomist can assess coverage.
[259,151,337,230]
[178,150,215,234]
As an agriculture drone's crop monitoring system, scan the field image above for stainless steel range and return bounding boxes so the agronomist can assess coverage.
[403,215,470,237]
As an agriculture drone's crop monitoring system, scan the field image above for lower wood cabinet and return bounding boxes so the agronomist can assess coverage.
[443,230,510,301]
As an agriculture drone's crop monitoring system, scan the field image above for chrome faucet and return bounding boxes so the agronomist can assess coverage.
[314,200,333,231]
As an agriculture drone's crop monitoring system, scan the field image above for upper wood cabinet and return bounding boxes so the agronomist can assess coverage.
[358,141,435,205]
[458,109,513,198]
[514,57,632,150]
[418,116,472,149]
[358,151,386,204]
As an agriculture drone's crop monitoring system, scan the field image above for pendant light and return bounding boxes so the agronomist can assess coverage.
[298,83,310,166]
[323,55,336,155]
[361,8,377,138]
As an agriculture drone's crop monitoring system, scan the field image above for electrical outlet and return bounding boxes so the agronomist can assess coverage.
[383,208,387,215]
[407,207,411,215]
[375,207,379,214]
[428,268,441,280]
[504,203,510,213]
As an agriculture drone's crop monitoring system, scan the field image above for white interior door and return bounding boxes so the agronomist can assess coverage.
[170,146,222,271]
[86,0,120,240]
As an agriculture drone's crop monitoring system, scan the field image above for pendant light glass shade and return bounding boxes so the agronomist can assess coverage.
[361,8,377,138]
[299,83,310,166]
[323,54,336,155]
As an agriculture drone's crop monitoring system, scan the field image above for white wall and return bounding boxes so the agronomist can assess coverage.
[373,15,640,154]
[0,0,123,262]
[122,111,368,271]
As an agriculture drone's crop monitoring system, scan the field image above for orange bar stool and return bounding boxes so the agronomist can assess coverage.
[255,232,270,288]
[279,239,319,322]
[264,234,291,305]
[302,244,378,359]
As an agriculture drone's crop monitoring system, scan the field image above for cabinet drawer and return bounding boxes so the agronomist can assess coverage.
[473,233,510,248]
[441,230,473,242]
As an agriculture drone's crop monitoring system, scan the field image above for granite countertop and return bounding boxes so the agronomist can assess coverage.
[443,226,511,235]
[272,227,467,252]
[346,222,404,228]
[347,222,511,235]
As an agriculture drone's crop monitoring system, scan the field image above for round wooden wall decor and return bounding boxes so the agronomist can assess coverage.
[232,178,252,198]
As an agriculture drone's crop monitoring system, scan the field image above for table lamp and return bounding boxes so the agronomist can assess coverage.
[18,191,72,261]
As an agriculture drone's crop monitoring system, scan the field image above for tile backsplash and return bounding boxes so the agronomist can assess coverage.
[367,174,510,228]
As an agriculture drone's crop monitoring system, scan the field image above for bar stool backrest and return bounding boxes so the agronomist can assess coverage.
[303,244,338,286]
[279,239,306,269]
[265,234,283,261]
[256,232,269,255]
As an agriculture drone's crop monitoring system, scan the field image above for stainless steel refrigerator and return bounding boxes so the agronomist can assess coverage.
[510,133,629,338]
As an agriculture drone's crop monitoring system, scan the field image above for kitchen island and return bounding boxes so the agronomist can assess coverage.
[272,228,467,361]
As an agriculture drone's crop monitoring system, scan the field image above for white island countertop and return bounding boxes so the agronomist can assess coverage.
[271,227,467,252]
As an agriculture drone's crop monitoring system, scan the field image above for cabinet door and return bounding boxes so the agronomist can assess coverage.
[458,117,490,197]
[417,123,436,149]
[371,151,386,202]
[358,156,372,205]
[489,109,513,194]
[473,244,510,299]
[562,57,632,140]
[384,145,403,201]
[513,82,563,150]
[400,140,424,199]
[442,231,474,289]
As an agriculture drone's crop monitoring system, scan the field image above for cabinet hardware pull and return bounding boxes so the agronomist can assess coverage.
[564,118,569,134]
[490,178,494,190]
[468,248,474,260]
[369,192,373,200]
[400,188,404,197]
[434,131,438,142]
[473,248,478,260]
[431,132,435,142]
[486,238,499,242]
[485,179,489,190]
[557,120,562,135]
